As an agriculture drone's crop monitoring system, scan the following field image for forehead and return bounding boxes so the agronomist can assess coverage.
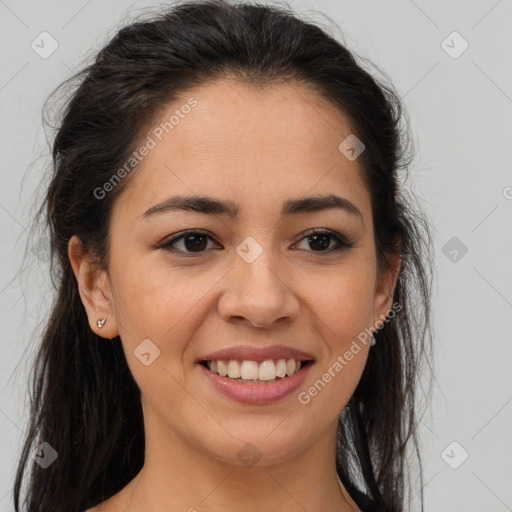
[113,78,371,222]
[152,79,354,166]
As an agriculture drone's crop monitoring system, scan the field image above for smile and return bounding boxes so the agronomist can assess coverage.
[201,358,313,383]
[198,359,315,404]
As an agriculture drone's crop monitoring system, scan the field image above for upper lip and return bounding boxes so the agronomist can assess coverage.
[198,344,315,363]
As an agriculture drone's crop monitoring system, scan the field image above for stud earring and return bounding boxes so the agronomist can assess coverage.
[96,318,106,329]
[370,335,376,346]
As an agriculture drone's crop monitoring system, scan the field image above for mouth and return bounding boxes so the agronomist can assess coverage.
[199,358,315,384]
[198,357,315,404]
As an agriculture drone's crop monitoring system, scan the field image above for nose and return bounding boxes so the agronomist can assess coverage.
[217,244,300,328]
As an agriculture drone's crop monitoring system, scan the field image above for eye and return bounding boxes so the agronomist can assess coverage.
[158,229,219,256]
[157,229,355,256]
[294,229,355,253]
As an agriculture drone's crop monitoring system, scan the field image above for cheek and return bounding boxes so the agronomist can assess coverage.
[111,271,207,406]
[298,270,374,410]
[110,262,217,365]
[112,259,202,330]
[300,279,372,415]
[306,269,376,345]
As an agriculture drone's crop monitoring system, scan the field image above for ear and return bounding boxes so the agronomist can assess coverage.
[372,246,401,327]
[68,235,119,339]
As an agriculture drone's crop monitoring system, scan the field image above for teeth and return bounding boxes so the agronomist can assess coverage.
[258,360,276,380]
[286,359,296,376]
[207,358,305,381]
[227,360,241,379]
[276,359,287,377]
[241,360,259,380]
[217,360,228,377]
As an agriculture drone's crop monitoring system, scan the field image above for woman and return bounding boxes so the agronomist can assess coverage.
[14,1,434,511]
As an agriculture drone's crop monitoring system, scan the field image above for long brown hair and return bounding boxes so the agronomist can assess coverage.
[14,1,434,511]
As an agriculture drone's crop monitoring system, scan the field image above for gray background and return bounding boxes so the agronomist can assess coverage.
[1,1,511,511]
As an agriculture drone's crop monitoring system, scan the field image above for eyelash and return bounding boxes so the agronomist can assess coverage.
[157,228,355,257]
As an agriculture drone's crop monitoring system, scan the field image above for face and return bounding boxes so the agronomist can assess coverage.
[72,79,399,469]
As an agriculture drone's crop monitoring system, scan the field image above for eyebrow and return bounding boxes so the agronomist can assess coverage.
[142,194,364,223]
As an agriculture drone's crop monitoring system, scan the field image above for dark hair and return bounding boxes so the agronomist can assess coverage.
[14,1,434,511]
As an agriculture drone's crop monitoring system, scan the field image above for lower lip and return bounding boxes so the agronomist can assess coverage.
[198,362,313,405]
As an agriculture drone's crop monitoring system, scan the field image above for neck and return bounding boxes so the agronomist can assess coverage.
[113,414,356,512]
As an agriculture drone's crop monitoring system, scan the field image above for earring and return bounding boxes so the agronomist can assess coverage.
[96,318,106,329]
[370,335,376,346]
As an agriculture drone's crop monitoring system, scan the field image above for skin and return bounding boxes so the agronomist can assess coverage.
[70,78,400,512]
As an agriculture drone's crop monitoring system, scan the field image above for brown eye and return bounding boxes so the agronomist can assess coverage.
[307,233,332,251]
[180,234,209,252]
[295,229,354,253]
[158,228,354,257]
[159,230,218,255]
